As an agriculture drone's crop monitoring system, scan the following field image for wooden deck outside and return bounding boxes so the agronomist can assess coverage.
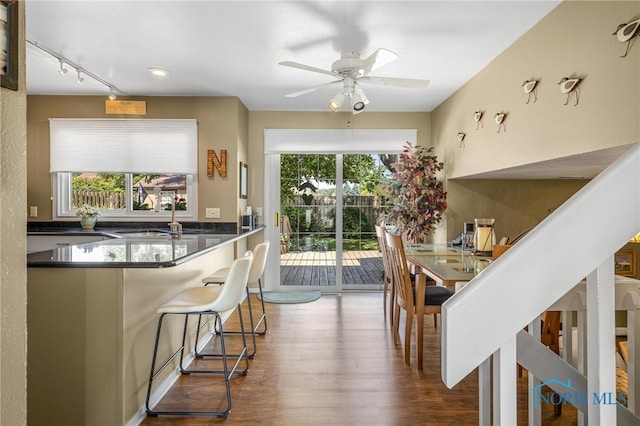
[280,250,384,286]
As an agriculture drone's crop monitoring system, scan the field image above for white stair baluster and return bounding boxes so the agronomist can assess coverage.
[586,258,617,425]
[492,335,517,425]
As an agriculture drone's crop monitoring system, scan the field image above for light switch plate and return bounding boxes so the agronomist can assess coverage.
[205,207,220,219]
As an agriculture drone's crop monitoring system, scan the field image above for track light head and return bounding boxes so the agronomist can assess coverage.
[108,89,117,100]
[76,70,84,84]
[58,60,68,75]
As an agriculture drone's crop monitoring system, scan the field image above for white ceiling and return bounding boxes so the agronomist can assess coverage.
[25,0,562,112]
[28,0,627,180]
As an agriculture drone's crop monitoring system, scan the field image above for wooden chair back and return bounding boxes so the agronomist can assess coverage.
[375,225,392,284]
[376,224,395,326]
[385,232,414,312]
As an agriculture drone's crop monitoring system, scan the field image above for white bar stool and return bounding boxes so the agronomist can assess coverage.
[145,252,253,418]
[197,241,270,358]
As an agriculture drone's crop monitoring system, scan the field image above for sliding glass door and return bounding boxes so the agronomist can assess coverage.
[267,152,395,292]
[262,129,414,293]
[341,153,396,289]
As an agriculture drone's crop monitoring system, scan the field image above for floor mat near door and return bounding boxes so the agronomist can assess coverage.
[257,291,321,304]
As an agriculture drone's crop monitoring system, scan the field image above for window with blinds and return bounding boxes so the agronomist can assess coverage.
[49,118,198,220]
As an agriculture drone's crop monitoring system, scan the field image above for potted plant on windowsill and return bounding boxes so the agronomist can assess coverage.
[385,142,447,242]
[75,204,100,230]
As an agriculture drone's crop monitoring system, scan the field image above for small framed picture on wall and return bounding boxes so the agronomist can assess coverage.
[0,1,18,91]
[615,249,636,277]
[239,162,248,199]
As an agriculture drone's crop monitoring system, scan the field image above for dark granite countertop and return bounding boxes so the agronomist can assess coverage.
[27,224,265,268]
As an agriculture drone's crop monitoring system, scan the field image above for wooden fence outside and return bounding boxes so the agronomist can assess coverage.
[286,194,392,230]
[73,191,125,209]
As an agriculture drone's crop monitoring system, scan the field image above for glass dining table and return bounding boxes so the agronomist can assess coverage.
[403,243,492,287]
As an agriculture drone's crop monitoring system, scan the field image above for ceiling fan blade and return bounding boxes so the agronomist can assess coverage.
[285,80,343,98]
[359,76,430,89]
[279,61,338,77]
[359,48,399,75]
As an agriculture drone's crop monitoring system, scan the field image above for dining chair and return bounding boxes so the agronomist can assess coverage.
[375,225,394,327]
[385,231,454,370]
[541,310,563,415]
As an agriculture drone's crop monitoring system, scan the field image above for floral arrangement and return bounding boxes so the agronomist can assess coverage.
[75,204,100,218]
[385,142,447,242]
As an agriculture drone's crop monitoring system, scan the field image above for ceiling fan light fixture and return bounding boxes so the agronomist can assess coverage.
[328,93,346,112]
[352,101,365,114]
[351,87,369,114]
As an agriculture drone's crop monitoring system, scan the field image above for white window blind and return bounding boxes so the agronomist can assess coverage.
[264,129,417,154]
[49,118,198,174]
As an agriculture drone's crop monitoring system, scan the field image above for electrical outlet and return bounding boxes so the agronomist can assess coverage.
[256,207,263,216]
[205,207,220,219]
[30,206,38,217]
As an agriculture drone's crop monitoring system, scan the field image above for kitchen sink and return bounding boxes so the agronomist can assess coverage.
[119,230,175,238]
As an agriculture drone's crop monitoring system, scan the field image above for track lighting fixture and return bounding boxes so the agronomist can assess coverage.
[328,93,346,112]
[28,39,127,99]
[58,60,68,75]
[108,89,117,101]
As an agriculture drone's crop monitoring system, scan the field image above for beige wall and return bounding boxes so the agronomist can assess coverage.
[27,96,249,222]
[432,0,640,240]
[432,1,640,179]
[446,179,588,242]
[1,1,27,424]
[237,99,250,216]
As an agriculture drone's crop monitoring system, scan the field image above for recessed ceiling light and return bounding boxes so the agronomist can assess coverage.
[148,67,169,77]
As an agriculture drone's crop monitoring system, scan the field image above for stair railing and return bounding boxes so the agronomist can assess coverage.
[441,143,640,424]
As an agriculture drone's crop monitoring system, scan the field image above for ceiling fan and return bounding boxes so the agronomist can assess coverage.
[279,48,429,114]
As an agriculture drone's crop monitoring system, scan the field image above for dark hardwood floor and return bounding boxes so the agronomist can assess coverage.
[142,292,577,425]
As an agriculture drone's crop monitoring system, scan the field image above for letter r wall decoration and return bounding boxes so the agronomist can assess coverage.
[207,149,227,177]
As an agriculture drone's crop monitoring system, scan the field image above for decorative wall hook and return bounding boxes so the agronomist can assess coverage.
[494,112,507,133]
[613,19,640,58]
[457,132,466,148]
[522,80,538,104]
[558,77,581,106]
[474,111,483,130]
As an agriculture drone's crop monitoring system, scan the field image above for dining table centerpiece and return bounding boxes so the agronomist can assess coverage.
[75,204,100,230]
[385,142,447,242]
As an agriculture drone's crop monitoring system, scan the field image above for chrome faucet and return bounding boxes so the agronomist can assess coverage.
[154,188,183,236]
